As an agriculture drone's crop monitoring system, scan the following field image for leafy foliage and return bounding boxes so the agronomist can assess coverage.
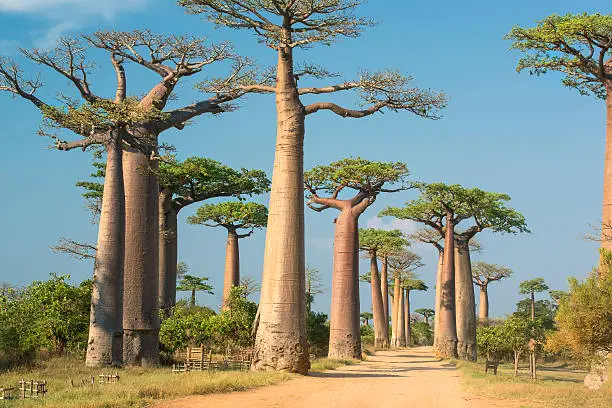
[505,13,612,99]
[0,274,91,367]
[519,278,549,296]
[187,201,268,233]
[472,262,513,287]
[410,321,433,346]
[176,274,214,307]
[358,228,408,255]
[307,311,330,358]
[414,308,435,324]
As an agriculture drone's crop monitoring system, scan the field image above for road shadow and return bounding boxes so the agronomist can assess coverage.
[309,372,402,378]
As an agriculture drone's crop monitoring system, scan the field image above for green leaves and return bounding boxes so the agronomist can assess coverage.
[176,275,214,294]
[519,278,549,295]
[358,228,408,254]
[472,262,513,285]
[505,13,612,99]
[187,201,268,231]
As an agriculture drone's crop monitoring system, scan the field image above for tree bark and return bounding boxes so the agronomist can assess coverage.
[158,190,178,314]
[380,256,389,338]
[86,132,124,367]
[514,351,520,377]
[530,291,535,322]
[436,215,458,359]
[253,42,309,374]
[478,285,489,320]
[370,253,388,348]
[433,251,443,348]
[122,144,160,367]
[404,289,411,347]
[601,91,612,271]
[222,228,240,310]
[455,239,477,361]
[397,287,406,347]
[328,210,361,359]
[391,276,401,347]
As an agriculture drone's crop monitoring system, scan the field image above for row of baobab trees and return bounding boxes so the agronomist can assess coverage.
[0,1,609,375]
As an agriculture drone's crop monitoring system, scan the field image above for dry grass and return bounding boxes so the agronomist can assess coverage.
[458,360,612,408]
[309,357,359,372]
[0,355,292,408]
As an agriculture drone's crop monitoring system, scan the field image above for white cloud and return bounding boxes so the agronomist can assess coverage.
[365,216,418,235]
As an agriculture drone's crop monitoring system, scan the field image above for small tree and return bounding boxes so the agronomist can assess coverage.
[305,158,410,358]
[519,278,549,323]
[176,275,214,308]
[188,201,268,309]
[548,290,568,306]
[472,262,513,320]
[305,266,325,313]
[476,325,504,361]
[414,308,435,325]
[402,279,428,347]
[360,312,373,326]
[239,276,261,299]
[501,316,533,377]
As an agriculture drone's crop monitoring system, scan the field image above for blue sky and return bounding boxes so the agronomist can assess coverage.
[0,0,608,318]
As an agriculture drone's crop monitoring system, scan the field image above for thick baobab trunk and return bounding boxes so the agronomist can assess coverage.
[328,210,361,359]
[391,276,401,347]
[380,256,389,336]
[222,228,240,310]
[404,289,411,347]
[397,288,406,347]
[123,144,160,367]
[370,254,388,348]
[601,91,612,268]
[86,134,124,367]
[158,191,178,314]
[436,216,458,359]
[455,239,477,361]
[253,43,309,374]
[478,286,489,320]
[433,251,443,348]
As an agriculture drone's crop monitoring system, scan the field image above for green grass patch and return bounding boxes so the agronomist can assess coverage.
[310,358,360,372]
[457,360,612,408]
[0,355,292,408]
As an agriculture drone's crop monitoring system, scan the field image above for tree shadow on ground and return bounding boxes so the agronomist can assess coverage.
[310,366,456,378]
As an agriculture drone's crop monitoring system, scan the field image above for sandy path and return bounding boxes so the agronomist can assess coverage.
[157,347,521,408]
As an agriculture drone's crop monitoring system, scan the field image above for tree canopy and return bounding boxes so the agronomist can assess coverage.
[402,278,428,292]
[358,228,409,255]
[505,13,612,99]
[519,278,549,295]
[187,201,268,235]
[472,262,513,287]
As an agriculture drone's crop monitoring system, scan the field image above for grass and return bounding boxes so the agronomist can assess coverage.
[0,355,292,408]
[310,357,359,372]
[458,359,612,408]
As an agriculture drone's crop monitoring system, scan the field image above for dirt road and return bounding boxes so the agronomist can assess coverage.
[158,347,521,408]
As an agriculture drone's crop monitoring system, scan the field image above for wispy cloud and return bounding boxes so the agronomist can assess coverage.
[365,216,419,235]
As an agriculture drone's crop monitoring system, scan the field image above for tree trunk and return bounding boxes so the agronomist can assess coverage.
[122,145,160,367]
[190,289,196,308]
[391,276,401,347]
[433,251,443,348]
[253,43,309,374]
[370,253,388,348]
[328,210,361,359]
[436,215,458,359]
[514,351,520,377]
[380,256,389,339]
[478,285,489,320]
[158,191,178,314]
[530,292,535,322]
[455,239,477,361]
[601,91,612,272]
[397,287,406,347]
[86,133,124,367]
[404,289,411,347]
[222,228,240,310]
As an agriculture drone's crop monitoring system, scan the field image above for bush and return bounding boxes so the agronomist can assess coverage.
[411,322,433,346]
[360,324,374,346]
[307,311,330,357]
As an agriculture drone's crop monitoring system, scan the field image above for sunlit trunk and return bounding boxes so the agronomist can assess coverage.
[397,287,406,347]
[86,132,124,367]
[222,228,240,310]
[370,253,388,348]
[478,286,489,320]
[404,289,411,347]
[455,239,476,361]
[436,214,458,358]
[391,276,401,347]
[380,256,389,342]
[433,251,443,348]
[328,210,361,359]
[158,190,178,314]
[600,91,612,275]
[253,42,309,374]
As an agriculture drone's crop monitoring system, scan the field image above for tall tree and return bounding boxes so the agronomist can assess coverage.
[505,13,612,270]
[305,266,325,313]
[519,278,549,323]
[305,158,410,358]
[382,183,528,360]
[472,262,513,320]
[160,158,269,311]
[414,308,435,325]
[0,31,262,366]
[176,275,214,308]
[187,201,268,309]
[179,0,446,374]
[359,229,408,349]
[402,279,428,347]
[387,250,424,347]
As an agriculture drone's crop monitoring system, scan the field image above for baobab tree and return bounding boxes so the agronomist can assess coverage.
[359,229,408,348]
[159,158,269,311]
[305,158,410,359]
[360,312,373,326]
[548,289,568,306]
[519,278,549,380]
[382,183,528,359]
[402,278,428,347]
[187,201,268,309]
[472,262,513,320]
[387,250,424,347]
[505,13,612,268]
[178,0,447,373]
[305,266,325,313]
[414,308,435,325]
[0,30,264,366]
[177,274,214,308]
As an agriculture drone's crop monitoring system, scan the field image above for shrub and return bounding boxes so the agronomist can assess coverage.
[411,322,433,346]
